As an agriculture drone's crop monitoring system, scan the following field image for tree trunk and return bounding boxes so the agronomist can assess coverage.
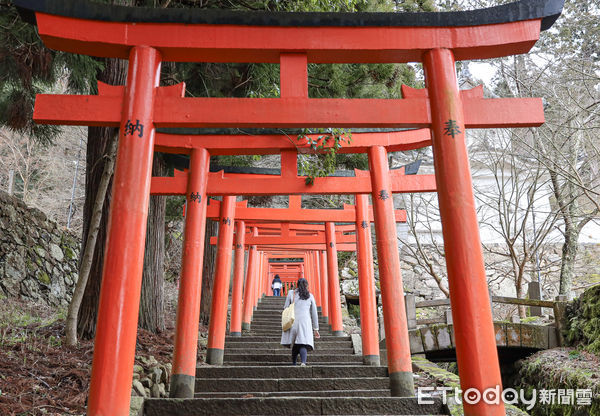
[199,219,218,324]
[559,224,578,297]
[138,154,167,332]
[65,132,118,346]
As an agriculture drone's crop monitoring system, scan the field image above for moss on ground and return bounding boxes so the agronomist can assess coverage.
[515,348,600,415]
[411,356,530,416]
[565,285,600,354]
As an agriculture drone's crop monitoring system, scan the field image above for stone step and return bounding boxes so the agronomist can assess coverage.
[248,320,329,324]
[244,332,337,337]
[247,329,331,334]
[249,320,330,326]
[256,303,287,307]
[257,301,286,305]
[194,377,390,393]
[224,341,353,349]
[195,365,389,379]
[246,327,334,332]
[226,336,351,342]
[247,327,332,333]
[144,396,448,415]
[250,317,328,322]
[225,348,355,355]
[220,361,364,366]
[193,389,391,398]
[223,354,363,363]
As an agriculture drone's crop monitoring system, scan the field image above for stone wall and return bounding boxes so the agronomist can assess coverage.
[0,191,80,306]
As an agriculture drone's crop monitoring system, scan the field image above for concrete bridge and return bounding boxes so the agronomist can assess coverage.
[375,286,566,364]
[407,321,558,362]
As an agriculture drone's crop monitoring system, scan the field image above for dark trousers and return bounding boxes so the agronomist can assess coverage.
[292,344,308,365]
[273,288,281,296]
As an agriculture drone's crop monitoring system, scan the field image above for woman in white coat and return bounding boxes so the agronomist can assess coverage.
[280,278,320,366]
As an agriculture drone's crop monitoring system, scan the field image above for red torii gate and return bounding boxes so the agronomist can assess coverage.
[16,0,564,414]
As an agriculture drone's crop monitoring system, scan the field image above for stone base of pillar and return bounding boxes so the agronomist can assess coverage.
[206,348,224,365]
[229,332,242,337]
[363,355,381,366]
[169,374,195,398]
[317,307,322,313]
[389,371,415,397]
[332,330,345,337]
[242,322,250,331]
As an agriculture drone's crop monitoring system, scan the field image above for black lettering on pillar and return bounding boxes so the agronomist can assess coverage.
[124,119,145,138]
[378,190,390,201]
[443,119,462,138]
[189,192,202,203]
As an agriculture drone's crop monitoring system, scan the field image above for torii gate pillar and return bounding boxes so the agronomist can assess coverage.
[170,147,210,397]
[312,251,322,311]
[207,196,236,365]
[88,46,161,415]
[230,220,246,336]
[319,251,329,324]
[424,48,504,415]
[368,145,414,397]
[355,194,380,366]
[325,222,344,336]
[242,229,258,330]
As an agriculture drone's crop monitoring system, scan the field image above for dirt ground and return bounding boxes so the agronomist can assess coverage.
[0,294,184,416]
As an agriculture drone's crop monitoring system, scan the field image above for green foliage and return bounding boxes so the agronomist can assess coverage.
[165,195,186,222]
[214,155,262,167]
[565,285,600,354]
[297,128,352,184]
[0,2,102,144]
[337,251,353,271]
[54,53,104,94]
[348,303,361,320]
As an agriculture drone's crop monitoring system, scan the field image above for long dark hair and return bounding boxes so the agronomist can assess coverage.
[296,278,310,300]
[273,274,281,282]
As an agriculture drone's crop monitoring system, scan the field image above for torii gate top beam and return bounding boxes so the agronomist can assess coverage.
[20,0,561,130]
[17,0,562,63]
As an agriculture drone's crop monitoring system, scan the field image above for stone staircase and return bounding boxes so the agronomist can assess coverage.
[144,296,448,415]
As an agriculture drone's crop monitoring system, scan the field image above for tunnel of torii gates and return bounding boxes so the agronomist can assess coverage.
[153,172,423,375]
[16,0,564,414]
[194,196,410,366]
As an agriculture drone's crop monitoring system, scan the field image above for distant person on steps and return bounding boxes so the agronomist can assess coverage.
[271,274,283,297]
[280,278,320,366]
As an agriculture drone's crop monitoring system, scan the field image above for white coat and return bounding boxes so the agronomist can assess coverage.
[280,290,319,350]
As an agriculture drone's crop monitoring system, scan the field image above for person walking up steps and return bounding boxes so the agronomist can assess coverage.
[271,274,282,297]
[280,278,320,366]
